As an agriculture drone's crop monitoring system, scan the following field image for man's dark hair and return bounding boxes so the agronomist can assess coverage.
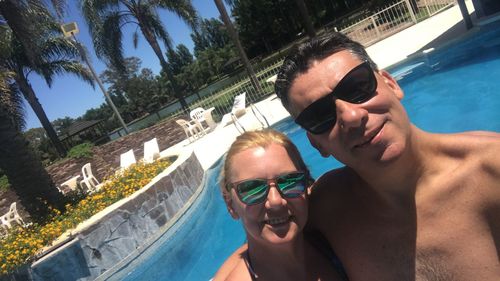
[275,32,378,111]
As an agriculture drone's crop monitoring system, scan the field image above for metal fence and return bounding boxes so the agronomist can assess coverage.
[108,0,456,140]
[108,58,284,139]
[338,0,455,46]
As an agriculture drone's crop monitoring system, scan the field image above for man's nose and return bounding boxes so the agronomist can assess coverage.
[265,185,285,209]
[335,99,368,131]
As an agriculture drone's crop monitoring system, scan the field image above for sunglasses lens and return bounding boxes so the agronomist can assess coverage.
[277,173,306,198]
[295,62,377,135]
[337,63,377,104]
[295,95,337,134]
[236,180,268,205]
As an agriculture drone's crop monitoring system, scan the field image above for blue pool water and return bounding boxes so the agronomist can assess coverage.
[115,20,500,280]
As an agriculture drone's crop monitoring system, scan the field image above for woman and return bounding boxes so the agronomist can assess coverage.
[216,129,347,280]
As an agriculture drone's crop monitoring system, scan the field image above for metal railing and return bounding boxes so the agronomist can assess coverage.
[337,0,455,46]
[108,0,456,140]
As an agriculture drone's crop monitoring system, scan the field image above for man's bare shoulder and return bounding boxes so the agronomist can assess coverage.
[212,244,248,281]
[448,131,500,173]
[310,166,360,197]
[436,131,500,204]
[308,166,362,219]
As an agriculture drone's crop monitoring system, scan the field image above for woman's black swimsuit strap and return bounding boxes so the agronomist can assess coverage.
[304,229,350,281]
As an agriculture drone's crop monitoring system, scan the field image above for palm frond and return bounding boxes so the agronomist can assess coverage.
[132,30,139,49]
[0,0,41,66]
[156,0,199,30]
[139,6,172,51]
[37,60,95,88]
[27,0,67,19]
[99,10,128,72]
[0,70,26,131]
[38,37,81,62]
[80,0,119,57]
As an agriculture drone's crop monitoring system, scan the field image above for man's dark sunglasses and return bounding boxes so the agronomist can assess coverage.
[226,172,308,205]
[294,62,377,135]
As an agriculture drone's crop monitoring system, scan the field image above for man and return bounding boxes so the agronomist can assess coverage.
[272,32,500,280]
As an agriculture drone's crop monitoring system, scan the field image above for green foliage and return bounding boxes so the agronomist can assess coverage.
[191,18,232,57]
[0,175,10,191]
[232,0,367,58]
[66,143,94,159]
[166,44,194,75]
[23,127,59,165]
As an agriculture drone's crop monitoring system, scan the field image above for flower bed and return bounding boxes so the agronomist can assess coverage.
[0,158,173,275]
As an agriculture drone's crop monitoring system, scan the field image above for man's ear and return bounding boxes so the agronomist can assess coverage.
[379,70,404,100]
[222,189,240,219]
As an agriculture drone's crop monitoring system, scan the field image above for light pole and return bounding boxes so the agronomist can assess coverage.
[60,22,129,134]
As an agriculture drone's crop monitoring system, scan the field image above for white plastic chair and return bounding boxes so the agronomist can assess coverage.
[120,149,137,170]
[219,92,247,128]
[0,202,26,229]
[176,119,204,143]
[189,107,211,131]
[143,138,160,163]
[81,163,103,193]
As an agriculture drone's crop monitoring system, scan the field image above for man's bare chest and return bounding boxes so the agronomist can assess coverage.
[329,208,499,281]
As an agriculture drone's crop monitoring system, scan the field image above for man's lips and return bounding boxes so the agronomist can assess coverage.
[352,122,386,149]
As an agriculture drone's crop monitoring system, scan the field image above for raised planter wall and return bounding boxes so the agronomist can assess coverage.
[29,152,204,281]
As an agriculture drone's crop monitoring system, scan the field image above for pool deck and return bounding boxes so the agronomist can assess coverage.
[162,0,478,171]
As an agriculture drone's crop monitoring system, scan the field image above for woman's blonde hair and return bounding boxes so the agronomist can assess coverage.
[220,129,310,191]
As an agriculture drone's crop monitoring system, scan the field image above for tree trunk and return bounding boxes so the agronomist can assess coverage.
[0,0,40,67]
[294,0,316,38]
[214,0,263,96]
[0,104,65,221]
[15,74,67,157]
[139,24,190,112]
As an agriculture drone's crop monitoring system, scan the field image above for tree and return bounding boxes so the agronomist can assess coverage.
[81,0,199,112]
[214,0,263,95]
[0,0,67,68]
[100,56,142,109]
[0,67,65,220]
[191,18,231,57]
[166,44,194,75]
[1,5,94,158]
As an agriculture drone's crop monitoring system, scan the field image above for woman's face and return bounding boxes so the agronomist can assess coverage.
[226,143,308,245]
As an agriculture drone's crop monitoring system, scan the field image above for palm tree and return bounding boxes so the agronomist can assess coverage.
[0,0,67,70]
[81,0,199,111]
[0,67,66,221]
[213,0,263,95]
[1,7,94,158]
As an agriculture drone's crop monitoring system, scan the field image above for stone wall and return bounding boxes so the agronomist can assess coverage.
[30,152,204,281]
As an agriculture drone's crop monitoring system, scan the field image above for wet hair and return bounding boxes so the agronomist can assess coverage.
[220,129,310,191]
[275,32,378,111]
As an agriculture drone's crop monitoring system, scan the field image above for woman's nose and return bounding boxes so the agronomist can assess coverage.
[335,99,368,131]
[265,185,286,209]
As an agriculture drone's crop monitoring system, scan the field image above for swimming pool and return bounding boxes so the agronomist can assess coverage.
[111,20,500,281]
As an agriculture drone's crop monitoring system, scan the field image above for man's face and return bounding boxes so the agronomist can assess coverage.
[287,50,411,169]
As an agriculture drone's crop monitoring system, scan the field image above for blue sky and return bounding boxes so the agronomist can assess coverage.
[25,0,228,130]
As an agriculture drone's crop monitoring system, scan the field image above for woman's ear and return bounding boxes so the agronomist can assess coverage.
[379,70,404,100]
[222,189,240,219]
